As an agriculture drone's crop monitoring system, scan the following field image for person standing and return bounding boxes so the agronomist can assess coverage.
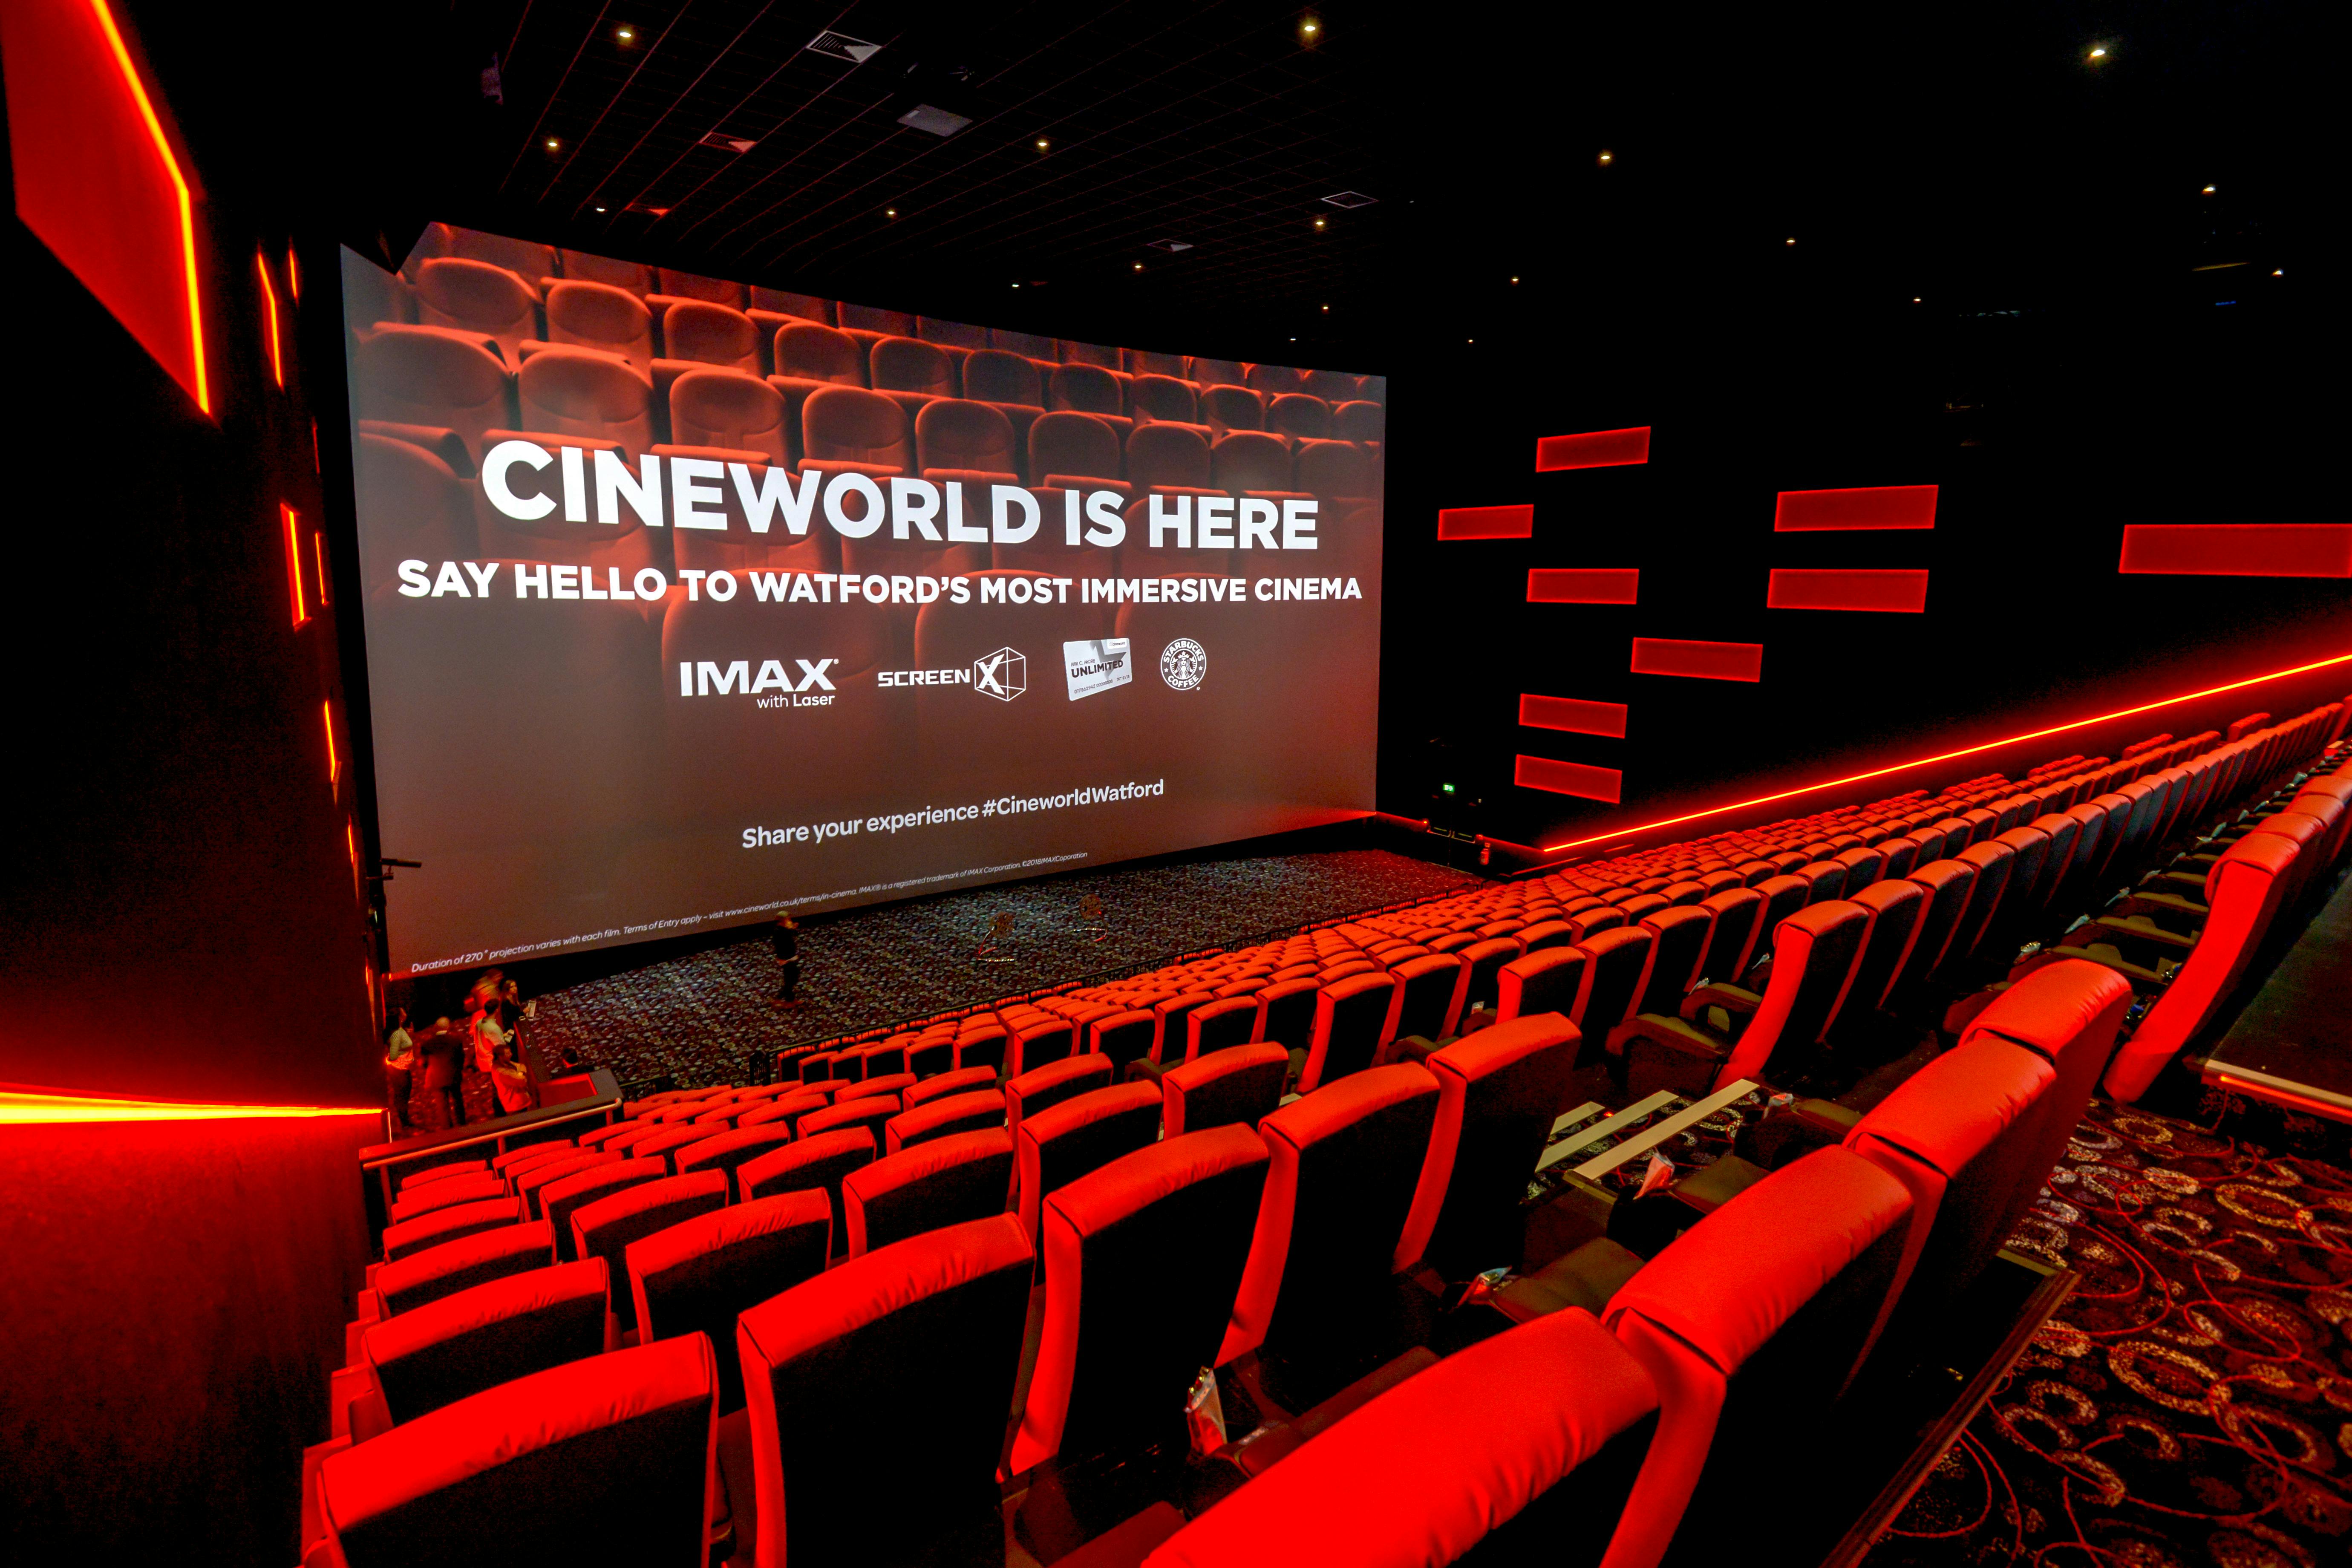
[770,914,802,1008]
[419,1016,466,1130]
[383,1009,416,1135]
[489,1039,537,1116]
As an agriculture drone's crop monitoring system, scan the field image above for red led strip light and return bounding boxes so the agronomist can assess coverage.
[1774,485,1937,531]
[89,0,207,414]
[323,700,339,792]
[2119,524,2352,578]
[256,250,281,386]
[1631,637,1763,682]
[1516,756,1623,803]
[1539,647,2352,852]
[1520,695,1629,738]
[0,1083,378,1124]
[283,503,307,625]
[1766,568,1930,613]
[1437,504,1533,541]
[1536,427,1650,471]
[1529,568,1639,604]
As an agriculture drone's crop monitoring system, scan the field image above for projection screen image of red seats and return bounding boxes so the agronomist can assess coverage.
[341,227,1384,974]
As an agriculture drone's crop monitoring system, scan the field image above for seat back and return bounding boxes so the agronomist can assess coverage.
[1300,971,1399,1092]
[1830,879,1925,1029]
[772,322,865,384]
[672,1124,795,1185]
[1571,926,1654,1039]
[570,1172,729,1329]
[1455,937,1526,1020]
[1715,901,1873,1089]
[669,367,788,464]
[843,1128,1018,1255]
[1497,947,1587,1027]
[1630,906,1714,1017]
[738,1217,1032,1568]
[322,1336,716,1568]
[1387,953,1468,1039]
[1748,876,1811,953]
[1946,839,2019,967]
[1600,1149,1913,1567]
[1887,859,1979,1004]
[1011,1127,1271,1470]
[963,348,1042,406]
[1006,1054,1115,1142]
[1016,1083,1164,1245]
[1189,996,1262,1061]
[1128,422,1213,491]
[380,1197,523,1264]
[628,1190,832,1412]
[376,1221,557,1319]
[736,1128,877,1260]
[1221,1064,1440,1363]
[885,1090,1006,1153]
[800,383,908,467]
[364,1260,612,1427]
[1395,1016,1580,1277]
[1163,1044,1289,1136]
[545,279,652,369]
[1253,977,1323,1052]
[1141,1308,1656,1568]
[1692,888,1765,983]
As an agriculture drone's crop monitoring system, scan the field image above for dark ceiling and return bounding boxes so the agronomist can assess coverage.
[244,0,2341,372]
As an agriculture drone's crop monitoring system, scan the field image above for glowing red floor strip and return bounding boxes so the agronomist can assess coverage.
[1538,648,2352,854]
[0,1086,379,1124]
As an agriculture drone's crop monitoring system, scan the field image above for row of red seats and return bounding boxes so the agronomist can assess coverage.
[306,957,2132,1566]
[369,222,1383,403]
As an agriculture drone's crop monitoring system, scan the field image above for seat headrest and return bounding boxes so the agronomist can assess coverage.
[1429,1012,1578,1082]
[737,1213,1032,1369]
[1262,1063,1438,1151]
[1047,1124,1270,1238]
[1846,1038,2053,1177]
[367,1259,609,1366]
[1956,959,2131,1060]
[628,1189,832,1279]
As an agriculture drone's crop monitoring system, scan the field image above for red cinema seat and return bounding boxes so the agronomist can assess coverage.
[544,279,652,370]
[1201,383,1266,433]
[1245,362,1306,398]
[797,383,909,478]
[1015,1082,1164,1246]
[1007,1017,1078,1078]
[1395,1017,1580,1279]
[835,301,916,353]
[885,1090,1005,1153]
[1047,364,1133,438]
[961,346,1043,410]
[1267,392,1332,443]
[1293,438,1378,499]
[1128,422,1214,492]
[1162,1043,1289,1136]
[1219,1064,1441,1372]
[372,1221,557,1320]
[737,1091,826,1132]
[1822,878,1926,1044]
[354,325,515,468]
[626,1126,713,1175]
[1300,368,1358,403]
[1011,1127,1271,1471]
[672,1124,796,1187]
[1597,1149,1912,1568]
[539,1162,668,1262]
[842,1128,1017,1254]
[319,1337,718,1568]
[1795,860,1848,904]
[956,1026,1011,1076]
[1253,977,1323,1055]
[747,286,828,323]
[517,342,655,453]
[655,267,745,306]
[1140,1308,1656,1568]
[868,334,956,421]
[1452,937,1527,1027]
[360,1261,613,1433]
[1030,409,1128,494]
[1386,953,1468,1043]
[1062,339,1119,368]
[840,1071,916,1103]
[1875,834,1923,880]
[559,248,654,296]
[1125,347,1188,378]
[1189,356,1248,390]
[1569,925,1656,1049]
[667,366,790,466]
[628,1191,831,1412]
[736,1128,877,1259]
[1088,1009,1160,1074]
[907,1064,997,1107]
[1331,399,1385,442]
[1885,859,1980,1007]
[738,1217,1030,1567]
[1943,839,2020,971]
[353,432,476,578]
[768,321,866,413]
[387,1171,506,1224]
[570,1172,730,1330]
[1299,971,1400,1092]
[1497,946,1587,1028]
[414,257,539,366]
[915,397,1022,485]
[796,1096,901,1145]
[1619,900,1872,1097]
[1129,372,1202,426]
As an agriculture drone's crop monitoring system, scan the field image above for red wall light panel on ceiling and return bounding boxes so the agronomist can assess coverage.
[1630,637,1764,682]
[1516,756,1624,804]
[1436,504,1534,540]
[1774,485,1937,531]
[1536,427,1651,471]
[2118,524,2352,578]
[1528,568,1640,604]
[1766,568,1930,613]
[1520,695,1630,738]
[0,0,209,414]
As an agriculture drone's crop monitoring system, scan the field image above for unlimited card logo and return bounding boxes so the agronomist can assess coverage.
[1063,639,1132,700]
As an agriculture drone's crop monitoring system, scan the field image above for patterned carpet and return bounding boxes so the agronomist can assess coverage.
[1867,1093,2352,1568]
[391,847,1476,1106]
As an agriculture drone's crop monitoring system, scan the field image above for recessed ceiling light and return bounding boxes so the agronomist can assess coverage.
[1321,304,1330,311]
[595,206,607,213]
[2088,45,2107,59]
[2274,268,2284,276]
[1912,296,1921,302]
[2202,184,2216,194]
[886,208,897,217]
[545,138,561,150]
[616,26,634,42]
[1011,282,1021,288]
[1035,138,1051,151]
[1597,150,1613,165]
[1784,236,1796,245]
[1314,218,1326,229]
[1133,262,1144,271]
[1302,19,1320,37]
[1510,276,1519,284]
[1290,337,1297,341]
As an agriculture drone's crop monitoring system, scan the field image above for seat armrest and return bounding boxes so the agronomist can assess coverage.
[2041,943,2173,992]
[2108,892,2208,925]
[1620,1014,1733,1100]
[2084,914,2199,951]
[1679,983,1762,1023]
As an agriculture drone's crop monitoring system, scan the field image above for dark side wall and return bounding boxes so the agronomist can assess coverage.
[0,4,387,1562]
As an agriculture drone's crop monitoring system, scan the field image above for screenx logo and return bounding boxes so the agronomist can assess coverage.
[677,658,839,709]
[974,647,1026,701]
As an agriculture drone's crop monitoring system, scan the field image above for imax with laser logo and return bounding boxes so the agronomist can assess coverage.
[676,658,839,707]
[877,647,1028,701]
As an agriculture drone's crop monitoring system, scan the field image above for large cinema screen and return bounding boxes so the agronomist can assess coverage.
[341,226,1386,974]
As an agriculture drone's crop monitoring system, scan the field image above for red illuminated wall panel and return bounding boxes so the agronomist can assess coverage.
[1631,637,1764,682]
[1516,756,1624,803]
[2118,524,2352,578]
[1774,485,1937,531]
[1437,504,1534,540]
[1528,568,1639,604]
[1519,695,1630,738]
[1766,568,1930,612]
[0,0,208,413]
[1535,427,1651,471]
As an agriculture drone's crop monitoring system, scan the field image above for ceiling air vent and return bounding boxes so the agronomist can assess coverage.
[699,132,758,154]
[897,103,973,137]
[1320,190,1378,208]
[805,30,882,64]
[1147,239,1193,252]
